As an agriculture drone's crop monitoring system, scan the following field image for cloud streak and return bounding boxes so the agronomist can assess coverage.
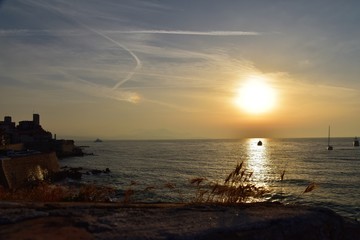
[54,69,140,103]
[79,24,143,90]
[0,0,261,110]
[0,29,260,38]
[13,0,143,92]
[107,30,261,36]
[0,29,87,37]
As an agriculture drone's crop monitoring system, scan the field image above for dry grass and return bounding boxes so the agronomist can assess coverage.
[122,188,135,204]
[190,162,268,204]
[0,183,115,202]
[303,182,317,194]
[0,161,316,204]
[0,183,68,202]
[69,184,115,202]
[280,170,286,181]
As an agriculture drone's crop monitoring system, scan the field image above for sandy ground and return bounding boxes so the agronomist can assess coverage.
[0,202,359,240]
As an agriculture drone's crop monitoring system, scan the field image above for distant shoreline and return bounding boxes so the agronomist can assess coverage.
[74,136,359,142]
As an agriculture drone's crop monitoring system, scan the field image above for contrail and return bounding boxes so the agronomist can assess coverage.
[24,0,142,91]
[55,69,140,103]
[106,30,261,36]
[80,24,142,90]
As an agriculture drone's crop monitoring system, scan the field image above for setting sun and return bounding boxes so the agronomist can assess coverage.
[235,77,277,114]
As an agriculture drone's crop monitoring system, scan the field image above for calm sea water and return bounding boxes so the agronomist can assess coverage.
[60,138,360,219]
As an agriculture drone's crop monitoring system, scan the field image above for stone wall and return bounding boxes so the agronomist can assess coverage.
[0,143,24,151]
[55,140,84,158]
[0,152,59,189]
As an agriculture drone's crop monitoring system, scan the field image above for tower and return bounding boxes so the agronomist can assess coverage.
[4,116,12,124]
[33,113,40,126]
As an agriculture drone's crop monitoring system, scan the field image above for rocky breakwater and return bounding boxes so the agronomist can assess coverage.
[0,202,359,240]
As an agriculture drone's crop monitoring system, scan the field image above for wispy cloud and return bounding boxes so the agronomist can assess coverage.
[51,70,141,103]
[5,0,144,94]
[79,24,143,90]
[0,0,263,110]
[0,29,260,38]
[106,30,261,36]
[0,29,87,37]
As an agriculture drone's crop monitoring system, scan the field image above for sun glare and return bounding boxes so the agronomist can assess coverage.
[235,76,276,114]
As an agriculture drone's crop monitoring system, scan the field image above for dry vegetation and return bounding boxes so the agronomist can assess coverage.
[0,183,115,202]
[0,161,316,203]
[190,162,268,203]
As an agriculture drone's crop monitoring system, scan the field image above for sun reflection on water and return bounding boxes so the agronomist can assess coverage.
[245,138,270,186]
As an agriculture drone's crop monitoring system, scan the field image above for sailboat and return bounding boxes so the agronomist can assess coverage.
[353,137,359,147]
[327,126,333,150]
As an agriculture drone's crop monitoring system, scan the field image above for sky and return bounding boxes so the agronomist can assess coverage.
[1,0,360,140]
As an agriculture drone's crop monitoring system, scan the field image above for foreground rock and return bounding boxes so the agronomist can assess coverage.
[0,202,358,240]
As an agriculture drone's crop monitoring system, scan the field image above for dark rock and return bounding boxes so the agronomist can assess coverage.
[0,202,359,240]
[91,169,102,175]
[49,168,82,181]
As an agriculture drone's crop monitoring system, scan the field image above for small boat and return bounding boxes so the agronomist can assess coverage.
[353,137,359,147]
[257,140,263,146]
[94,138,103,143]
[327,126,333,150]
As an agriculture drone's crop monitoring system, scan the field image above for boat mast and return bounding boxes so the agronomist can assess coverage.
[327,125,333,150]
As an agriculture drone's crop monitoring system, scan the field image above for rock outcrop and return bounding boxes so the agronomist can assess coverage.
[0,202,358,239]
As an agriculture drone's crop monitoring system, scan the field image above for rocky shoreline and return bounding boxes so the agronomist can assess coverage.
[0,202,359,239]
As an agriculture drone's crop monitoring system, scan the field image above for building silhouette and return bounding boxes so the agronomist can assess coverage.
[0,114,82,158]
[0,114,52,147]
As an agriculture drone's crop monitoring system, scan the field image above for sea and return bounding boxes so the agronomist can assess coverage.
[60,138,360,220]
